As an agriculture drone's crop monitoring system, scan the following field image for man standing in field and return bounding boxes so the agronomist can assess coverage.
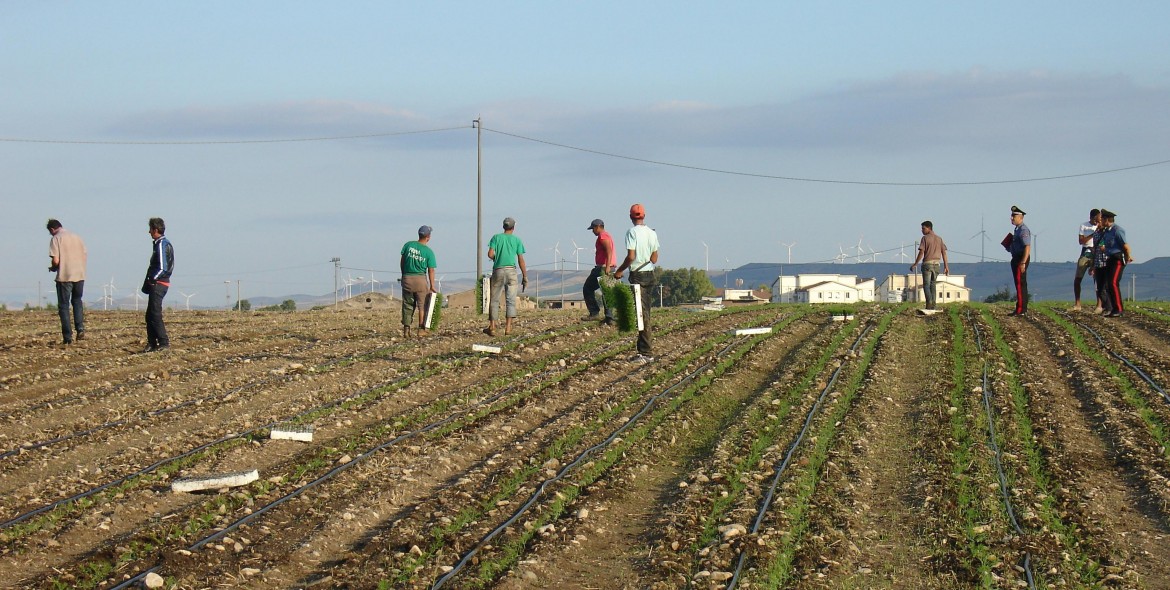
[46,219,88,345]
[1073,208,1100,312]
[142,217,174,352]
[400,225,437,338]
[614,203,659,363]
[1095,209,1133,318]
[485,217,528,337]
[582,218,616,325]
[908,220,949,310]
[1005,205,1031,316]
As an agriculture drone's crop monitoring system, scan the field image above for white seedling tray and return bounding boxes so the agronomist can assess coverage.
[172,469,259,493]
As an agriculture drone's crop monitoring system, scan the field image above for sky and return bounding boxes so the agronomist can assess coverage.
[3,2,1169,307]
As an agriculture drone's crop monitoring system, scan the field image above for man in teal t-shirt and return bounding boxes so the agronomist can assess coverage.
[485,217,528,336]
[400,225,437,337]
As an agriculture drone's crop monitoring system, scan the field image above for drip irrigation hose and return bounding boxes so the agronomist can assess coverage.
[725,321,870,589]
[107,327,653,590]
[1062,311,1169,404]
[969,311,1037,589]
[433,315,790,589]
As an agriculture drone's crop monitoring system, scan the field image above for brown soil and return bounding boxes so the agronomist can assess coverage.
[3,303,1170,589]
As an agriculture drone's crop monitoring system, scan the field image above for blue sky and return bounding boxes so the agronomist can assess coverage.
[3,2,1169,305]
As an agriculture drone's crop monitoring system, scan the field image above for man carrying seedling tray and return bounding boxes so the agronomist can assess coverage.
[614,203,659,364]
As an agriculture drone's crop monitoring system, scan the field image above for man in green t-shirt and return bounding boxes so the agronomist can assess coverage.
[400,225,437,337]
[484,217,528,336]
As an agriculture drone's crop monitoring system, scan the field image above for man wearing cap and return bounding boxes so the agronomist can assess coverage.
[909,220,949,310]
[1094,210,1133,317]
[46,219,88,345]
[582,218,616,325]
[485,217,528,336]
[614,203,660,362]
[1007,205,1031,316]
[1073,209,1101,312]
[400,225,437,337]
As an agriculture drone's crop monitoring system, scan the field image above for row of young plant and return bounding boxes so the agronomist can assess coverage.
[23,317,622,588]
[741,306,904,588]
[43,307,765,589]
[3,321,568,542]
[667,310,865,584]
[975,306,1107,586]
[349,307,796,587]
[427,309,805,589]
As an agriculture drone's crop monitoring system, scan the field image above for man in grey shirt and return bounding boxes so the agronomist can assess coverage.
[909,220,949,310]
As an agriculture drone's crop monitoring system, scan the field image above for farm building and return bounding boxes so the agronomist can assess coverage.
[878,274,971,304]
[771,274,876,304]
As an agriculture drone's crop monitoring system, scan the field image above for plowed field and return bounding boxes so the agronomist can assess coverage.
[2,303,1170,589]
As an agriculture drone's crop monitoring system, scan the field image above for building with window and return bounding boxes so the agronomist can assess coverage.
[878,274,971,304]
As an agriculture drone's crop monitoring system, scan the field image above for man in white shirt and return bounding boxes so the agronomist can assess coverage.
[614,203,660,362]
[1073,208,1100,312]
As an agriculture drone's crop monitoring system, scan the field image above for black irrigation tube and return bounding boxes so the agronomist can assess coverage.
[432,314,791,589]
[5,315,681,533]
[725,320,870,589]
[969,311,1037,589]
[109,333,644,590]
[0,330,423,456]
[1060,311,1170,405]
[0,345,478,530]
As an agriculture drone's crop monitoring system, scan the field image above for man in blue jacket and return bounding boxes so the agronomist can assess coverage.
[142,217,174,352]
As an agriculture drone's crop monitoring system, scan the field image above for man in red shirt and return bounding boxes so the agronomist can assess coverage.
[582,218,616,325]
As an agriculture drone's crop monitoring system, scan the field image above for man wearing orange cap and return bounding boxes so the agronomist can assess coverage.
[614,203,659,363]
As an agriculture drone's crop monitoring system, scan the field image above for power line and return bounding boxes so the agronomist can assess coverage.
[0,125,469,145]
[482,127,1170,186]
[5,121,1168,185]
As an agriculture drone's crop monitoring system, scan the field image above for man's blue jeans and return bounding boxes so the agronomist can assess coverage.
[921,262,939,309]
[55,280,85,342]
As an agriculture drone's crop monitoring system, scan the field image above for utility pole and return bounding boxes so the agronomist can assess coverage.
[331,257,340,309]
[224,280,231,310]
[474,117,483,284]
[236,280,242,312]
[1131,274,1136,302]
[658,284,664,307]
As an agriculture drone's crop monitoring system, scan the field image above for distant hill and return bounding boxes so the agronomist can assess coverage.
[132,257,1170,311]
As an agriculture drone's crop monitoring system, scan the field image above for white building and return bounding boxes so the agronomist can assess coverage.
[771,274,876,304]
[878,274,971,304]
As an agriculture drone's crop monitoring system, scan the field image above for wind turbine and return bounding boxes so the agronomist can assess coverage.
[970,216,991,262]
[899,243,909,264]
[132,290,145,311]
[779,241,795,264]
[867,245,880,263]
[571,240,588,271]
[180,291,197,311]
[434,274,445,292]
[366,271,381,293]
[854,234,865,263]
[548,242,561,271]
[701,241,709,272]
[103,277,117,310]
[835,246,849,264]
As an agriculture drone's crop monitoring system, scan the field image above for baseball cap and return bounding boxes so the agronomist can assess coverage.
[503,217,516,229]
[418,225,432,237]
[630,203,646,220]
[587,218,604,229]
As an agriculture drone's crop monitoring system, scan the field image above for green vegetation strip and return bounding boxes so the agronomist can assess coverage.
[452,320,787,589]
[1038,307,1170,460]
[979,307,1103,585]
[51,309,757,588]
[948,308,998,584]
[756,307,900,587]
[688,314,854,560]
[382,308,795,585]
